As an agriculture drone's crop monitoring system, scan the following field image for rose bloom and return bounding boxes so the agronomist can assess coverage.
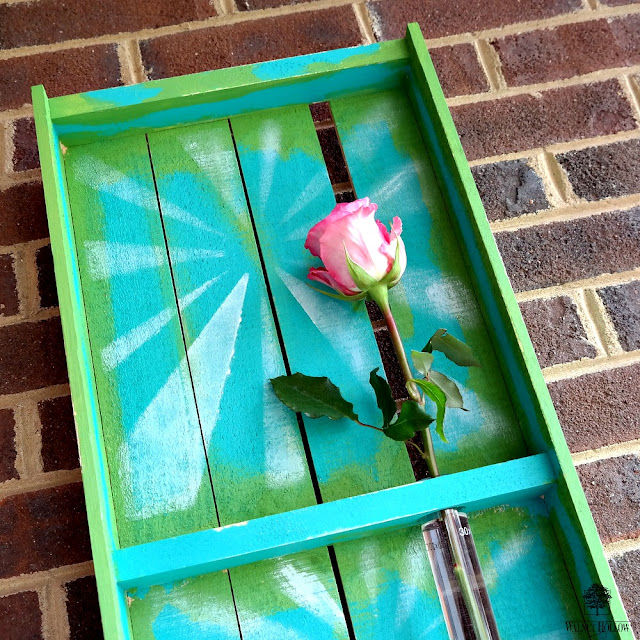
[305,198,407,297]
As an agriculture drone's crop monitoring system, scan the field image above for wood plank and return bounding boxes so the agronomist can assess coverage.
[65,133,241,640]
[64,134,218,549]
[231,104,446,639]
[145,119,350,640]
[331,89,527,474]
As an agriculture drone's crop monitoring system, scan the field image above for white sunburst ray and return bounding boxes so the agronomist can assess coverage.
[281,170,330,226]
[73,154,223,237]
[84,241,225,281]
[257,120,282,210]
[369,162,415,206]
[180,133,240,216]
[275,559,346,628]
[187,274,250,446]
[101,273,224,372]
[275,267,369,379]
[119,274,249,519]
[259,295,307,490]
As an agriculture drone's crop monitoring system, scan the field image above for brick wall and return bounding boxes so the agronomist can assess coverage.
[1,0,639,637]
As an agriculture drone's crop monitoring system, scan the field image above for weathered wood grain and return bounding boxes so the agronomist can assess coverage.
[231,104,446,639]
[64,134,218,549]
[142,119,349,640]
[331,88,588,637]
[331,89,526,475]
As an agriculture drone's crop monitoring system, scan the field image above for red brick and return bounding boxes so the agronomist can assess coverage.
[471,159,549,221]
[316,126,350,186]
[12,118,39,173]
[366,0,582,40]
[610,550,640,636]
[39,396,79,472]
[36,244,57,309]
[578,455,640,544]
[598,281,640,352]
[549,363,640,452]
[66,576,104,640]
[0,483,91,578]
[430,44,489,98]
[0,45,121,111]
[557,139,640,202]
[0,408,18,483]
[0,591,43,640]
[495,208,640,292]
[0,183,49,247]
[452,80,635,161]
[0,253,20,317]
[520,296,596,368]
[0,0,215,50]
[140,7,362,79]
[493,17,640,86]
[0,319,68,395]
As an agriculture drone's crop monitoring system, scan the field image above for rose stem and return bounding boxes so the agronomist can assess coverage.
[368,285,439,478]
[370,284,491,640]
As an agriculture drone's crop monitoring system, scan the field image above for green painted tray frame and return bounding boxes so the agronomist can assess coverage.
[33,23,630,639]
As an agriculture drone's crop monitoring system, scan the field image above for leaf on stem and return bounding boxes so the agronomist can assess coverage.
[369,368,396,429]
[411,350,434,377]
[412,378,448,442]
[423,329,481,367]
[430,370,466,410]
[270,373,359,421]
[383,400,433,442]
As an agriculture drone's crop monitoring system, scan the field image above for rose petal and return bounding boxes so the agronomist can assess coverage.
[305,198,373,257]
[307,267,359,295]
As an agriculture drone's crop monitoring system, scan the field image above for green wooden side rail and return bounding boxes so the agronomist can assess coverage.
[33,23,631,640]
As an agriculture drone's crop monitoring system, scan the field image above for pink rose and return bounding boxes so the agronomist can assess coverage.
[305,198,406,298]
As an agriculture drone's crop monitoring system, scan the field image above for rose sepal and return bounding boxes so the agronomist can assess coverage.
[344,245,380,291]
[306,283,368,302]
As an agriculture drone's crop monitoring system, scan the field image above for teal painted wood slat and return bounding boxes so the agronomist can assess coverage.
[331,89,526,475]
[231,104,448,639]
[114,454,556,589]
[64,134,219,549]
[144,120,350,640]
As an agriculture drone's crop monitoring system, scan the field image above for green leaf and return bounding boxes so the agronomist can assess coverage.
[411,350,434,377]
[270,373,359,421]
[383,400,433,442]
[344,245,378,291]
[369,368,396,428]
[423,329,481,367]
[430,370,466,410]
[412,378,448,442]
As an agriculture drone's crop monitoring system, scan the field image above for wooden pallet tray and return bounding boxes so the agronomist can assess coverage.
[33,23,630,640]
